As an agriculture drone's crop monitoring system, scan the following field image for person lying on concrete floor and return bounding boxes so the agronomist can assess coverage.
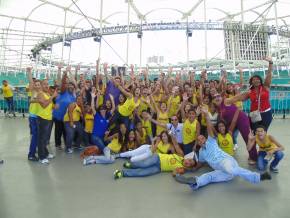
[174,106,272,190]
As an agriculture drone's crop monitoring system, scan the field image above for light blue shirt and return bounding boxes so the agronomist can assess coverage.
[198,136,231,168]
[166,123,183,144]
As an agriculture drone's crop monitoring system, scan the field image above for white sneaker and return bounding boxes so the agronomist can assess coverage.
[83,158,95,166]
[47,154,55,159]
[39,159,49,164]
[66,148,73,154]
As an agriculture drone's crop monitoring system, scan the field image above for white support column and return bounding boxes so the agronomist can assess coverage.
[0,29,4,70]
[126,1,131,65]
[203,0,208,65]
[19,19,27,70]
[186,17,189,71]
[2,28,10,69]
[139,21,143,69]
[230,20,236,75]
[49,46,53,74]
[98,0,103,61]
[61,9,67,62]
[241,0,245,30]
[68,43,72,65]
[274,1,280,77]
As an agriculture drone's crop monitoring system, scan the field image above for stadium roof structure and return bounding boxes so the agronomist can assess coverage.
[0,0,290,71]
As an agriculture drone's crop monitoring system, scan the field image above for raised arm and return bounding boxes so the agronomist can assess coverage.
[148,113,167,129]
[109,94,116,114]
[224,91,249,105]
[114,80,133,99]
[170,134,184,156]
[201,106,215,138]
[264,56,273,89]
[90,88,96,115]
[26,67,34,90]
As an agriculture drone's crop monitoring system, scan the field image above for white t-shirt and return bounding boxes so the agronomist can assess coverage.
[166,123,183,144]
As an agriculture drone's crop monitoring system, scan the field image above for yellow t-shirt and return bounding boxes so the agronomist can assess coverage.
[159,154,184,172]
[138,96,149,115]
[127,141,136,150]
[26,85,32,97]
[63,104,82,122]
[142,119,152,137]
[217,133,234,156]
[168,95,181,117]
[156,111,169,135]
[107,138,122,153]
[156,141,171,154]
[29,92,39,115]
[118,97,140,117]
[201,104,209,127]
[2,85,13,98]
[183,119,198,144]
[256,135,278,152]
[139,128,148,145]
[84,113,94,133]
[37,92,53,120]
[191,93,198,106]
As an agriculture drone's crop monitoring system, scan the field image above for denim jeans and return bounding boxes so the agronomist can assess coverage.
[183,142,194,155]
[83,131,92,147]
[91,135,107,151]
[192,157,260,190]
[54,119,66,147]
[109,111,131,130]
[257,150,284,171]
[64,122,83,150]
[120,144,152,162]
[123,154,161,177]
[4,97,15,114]
[251,110,273,131]
[37,117,52,160]
[85,147,114,164]
[28,116,38,157]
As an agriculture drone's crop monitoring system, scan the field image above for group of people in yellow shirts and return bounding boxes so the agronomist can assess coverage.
[5,61,284,190]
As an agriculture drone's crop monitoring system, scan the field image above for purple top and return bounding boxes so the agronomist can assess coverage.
[104,80,120,106]
[218,101,248,125]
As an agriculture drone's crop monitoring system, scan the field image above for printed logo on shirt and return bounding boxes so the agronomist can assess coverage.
[170,158,177,165]
[185,128,191,135]
[221,139,229,147]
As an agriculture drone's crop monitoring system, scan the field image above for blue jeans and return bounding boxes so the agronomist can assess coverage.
[257,150,284,171]
[83,131,92,147]
[28,116,38,157]
[4,97,15,114]
[183,142,194,155]
[91,135,107,151]
[251,110,273,131]
[64,122,83,149]
[37,118,52,160]
[192,157,260,190]
[123,154,161,177]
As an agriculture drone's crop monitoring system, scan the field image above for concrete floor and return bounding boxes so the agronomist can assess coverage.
[0,118,289,218]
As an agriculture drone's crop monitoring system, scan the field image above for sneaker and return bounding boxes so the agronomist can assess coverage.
[83,158,96,166]
[47,154,55,159]
[39,158,49,164]
[74,146,84,151]
[248,159,256,165]
[270,167,279,173]
[66,148,73,154]
[123,161,132,169]
[260,172,272,181]
[175,174,197,185]
[0,160,4,164]
[114,170,123,180]
[28,156,39,162]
